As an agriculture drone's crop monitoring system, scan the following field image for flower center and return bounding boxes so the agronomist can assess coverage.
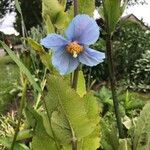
[66,42,83,58]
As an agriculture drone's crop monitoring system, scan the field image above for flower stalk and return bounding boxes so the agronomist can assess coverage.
[105,34,124,138]
[71,1,78,150]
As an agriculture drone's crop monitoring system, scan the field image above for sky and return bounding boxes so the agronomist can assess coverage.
[125,1,150,26]
[0,1,150,35]
[0,12,19,36]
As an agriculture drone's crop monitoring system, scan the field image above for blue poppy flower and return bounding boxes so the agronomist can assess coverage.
[41,14,105,75]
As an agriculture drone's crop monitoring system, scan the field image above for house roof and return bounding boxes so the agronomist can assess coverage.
[121,14,150,30]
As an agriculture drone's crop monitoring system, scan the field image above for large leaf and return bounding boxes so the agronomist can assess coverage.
[132,103,150,150]
[45,75,96,141]
[0,41,41,92]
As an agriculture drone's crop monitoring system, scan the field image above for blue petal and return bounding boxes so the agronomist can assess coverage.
[52,50,79,75]
[79,47,105,66]
[65,14,100,45]
[41,34,69,51]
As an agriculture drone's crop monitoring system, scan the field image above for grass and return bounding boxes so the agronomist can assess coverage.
[0,55,19,113]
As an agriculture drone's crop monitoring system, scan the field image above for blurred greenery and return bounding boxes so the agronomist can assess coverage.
[0,56,19,113]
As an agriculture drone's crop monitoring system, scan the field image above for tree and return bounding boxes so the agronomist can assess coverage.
[0,0,14,18]
[16,0,42,33]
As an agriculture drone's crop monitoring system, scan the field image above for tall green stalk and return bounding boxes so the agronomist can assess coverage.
[10,79,27,150]
[105,34,124,138]
[71,1,78,150]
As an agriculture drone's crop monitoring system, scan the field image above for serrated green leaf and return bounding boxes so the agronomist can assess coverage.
[0,41,41,92]
[77,71,86,97]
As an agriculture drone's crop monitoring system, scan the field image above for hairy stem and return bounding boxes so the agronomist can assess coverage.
[71,0,79,150]
[106,34,124,138]
[11,80,27,150]
[73,0,78,17]
[43,99,61,150]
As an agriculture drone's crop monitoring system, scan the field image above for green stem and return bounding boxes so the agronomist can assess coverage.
[73,0,78,17]
[87,67,92,91]
[10,80,27,150]
[43,99,61,150]
[70,1,79,150]
[34,68,47,109]
[106,34,124,138]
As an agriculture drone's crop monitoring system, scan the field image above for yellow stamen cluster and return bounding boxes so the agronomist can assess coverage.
[66,42,83,58]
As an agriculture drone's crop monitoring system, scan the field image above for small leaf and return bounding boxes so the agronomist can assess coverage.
[54,11,69,30]
[0,138,30,150]
[27,38,45,53]
[14,0,22,15]
[119,138,132,150]
[77,71,86,97]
